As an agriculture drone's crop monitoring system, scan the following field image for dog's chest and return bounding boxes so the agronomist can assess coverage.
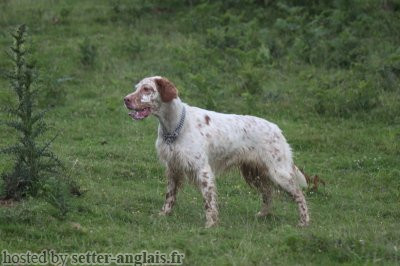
[156,139,184,164]
[157,141,176,161]
[156,137,200,170]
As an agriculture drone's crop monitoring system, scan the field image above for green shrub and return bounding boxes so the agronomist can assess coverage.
[59,7,72,24]
[79,37,97,66]
[305,70,378,118]
[379,48,400,92]
[187,73,219,110]
[0,25,78,217]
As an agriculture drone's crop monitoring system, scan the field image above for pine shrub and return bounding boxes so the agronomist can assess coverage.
[0,25,70,215]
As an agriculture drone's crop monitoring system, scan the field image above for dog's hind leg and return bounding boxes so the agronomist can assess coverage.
[257,185,273,217]
[268,167,310,227]
[240,163,273,217]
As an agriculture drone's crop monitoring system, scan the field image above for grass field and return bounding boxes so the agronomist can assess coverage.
[0,1,399,265]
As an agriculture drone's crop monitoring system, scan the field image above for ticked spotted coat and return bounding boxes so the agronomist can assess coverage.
[124,76,310,228]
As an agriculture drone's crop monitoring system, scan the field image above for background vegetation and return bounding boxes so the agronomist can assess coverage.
[0,0,399,265]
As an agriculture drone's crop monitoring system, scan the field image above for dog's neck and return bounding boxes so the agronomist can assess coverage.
[155,98,185,133]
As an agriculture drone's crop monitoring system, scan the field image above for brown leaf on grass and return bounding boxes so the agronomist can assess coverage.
[300,168,325,192]
[312,175,326,191]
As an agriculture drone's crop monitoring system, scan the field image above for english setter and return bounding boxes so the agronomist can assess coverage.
[124,76,310,227]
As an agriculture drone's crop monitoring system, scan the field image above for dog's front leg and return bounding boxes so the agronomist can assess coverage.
[159,167,183,216]
[197,166,218,228]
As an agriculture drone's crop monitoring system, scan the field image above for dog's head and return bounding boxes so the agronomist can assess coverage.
[124,76,178,120]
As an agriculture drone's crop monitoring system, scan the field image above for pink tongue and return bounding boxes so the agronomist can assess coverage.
[131,108,151,120]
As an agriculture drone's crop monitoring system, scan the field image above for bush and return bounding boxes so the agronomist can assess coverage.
[79,37,97,66]
[312,75,378,118]
[0,25,78,216]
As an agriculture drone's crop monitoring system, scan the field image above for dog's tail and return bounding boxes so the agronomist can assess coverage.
[293,164,308,188]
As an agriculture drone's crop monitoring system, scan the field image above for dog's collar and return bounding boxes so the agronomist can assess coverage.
[159,106,186,145]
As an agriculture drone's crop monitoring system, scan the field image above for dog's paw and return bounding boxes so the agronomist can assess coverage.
[255,211,270,218]
[205,220,218,228]
[158,210,171,216]
[297,220,310,227]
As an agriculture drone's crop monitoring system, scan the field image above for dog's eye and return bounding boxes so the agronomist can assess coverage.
[143,87,150,92]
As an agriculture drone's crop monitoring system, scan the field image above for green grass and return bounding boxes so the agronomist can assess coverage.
[0,1,399,265]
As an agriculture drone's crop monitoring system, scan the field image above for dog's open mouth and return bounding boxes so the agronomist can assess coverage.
[129,107,151,120]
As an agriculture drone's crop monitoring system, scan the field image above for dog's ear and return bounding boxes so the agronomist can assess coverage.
[155,77,178,102]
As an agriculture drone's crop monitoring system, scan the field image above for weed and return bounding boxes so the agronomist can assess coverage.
[79,38,97,67]
[0,25,78,217]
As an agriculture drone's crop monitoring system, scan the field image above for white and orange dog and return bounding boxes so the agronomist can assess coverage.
[124,76,309,228]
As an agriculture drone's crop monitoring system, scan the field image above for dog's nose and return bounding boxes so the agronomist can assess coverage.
[124,97,130,104]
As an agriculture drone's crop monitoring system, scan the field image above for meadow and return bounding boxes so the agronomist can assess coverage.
[0,1,399,265]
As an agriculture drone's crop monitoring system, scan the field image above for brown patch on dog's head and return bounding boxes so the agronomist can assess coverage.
[155,77,178,102]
